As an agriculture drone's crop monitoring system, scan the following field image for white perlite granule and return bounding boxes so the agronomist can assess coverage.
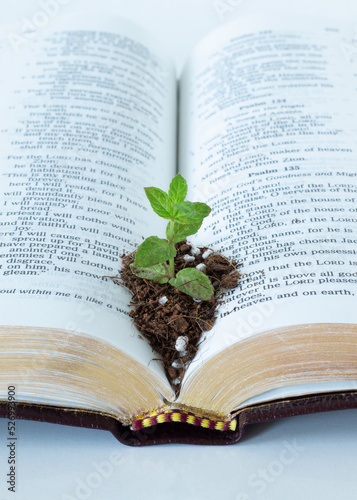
[183,254,195,262]
[190,245,201,256]
[175,335,189,352]
[171,360,182,369]
[195,263,206,272]
[202,249,213,259]
[158,296,168,305]
[172,378,181,385]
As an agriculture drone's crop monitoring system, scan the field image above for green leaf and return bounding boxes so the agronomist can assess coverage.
[169,268,214,301]
[144,187,172,219]
[168,173,187,205]
[167,219,203,243]
[134,236,176,267]
[130,263,170,284]
[172,201,211,223]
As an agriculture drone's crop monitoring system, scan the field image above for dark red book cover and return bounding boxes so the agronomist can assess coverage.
[1,391,357,446]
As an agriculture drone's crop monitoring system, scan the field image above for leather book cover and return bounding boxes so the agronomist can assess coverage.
[1,391,357,446]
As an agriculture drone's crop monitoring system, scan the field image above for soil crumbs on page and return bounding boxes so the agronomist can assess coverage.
[112,241,241,395]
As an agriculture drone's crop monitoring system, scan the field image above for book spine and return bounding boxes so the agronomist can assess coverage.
[131,408,237,431]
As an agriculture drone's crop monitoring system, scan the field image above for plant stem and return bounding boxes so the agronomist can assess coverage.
[168,219,175,278]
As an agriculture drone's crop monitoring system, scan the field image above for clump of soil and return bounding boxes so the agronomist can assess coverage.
[111,241,241,395]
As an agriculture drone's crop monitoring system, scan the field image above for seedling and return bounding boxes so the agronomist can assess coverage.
[130,174,214,300]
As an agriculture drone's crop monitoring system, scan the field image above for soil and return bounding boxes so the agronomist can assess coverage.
[110,241,241,395]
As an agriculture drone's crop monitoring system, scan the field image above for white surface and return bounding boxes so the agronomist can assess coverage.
[1,410,357,500]
[0,1,357,499]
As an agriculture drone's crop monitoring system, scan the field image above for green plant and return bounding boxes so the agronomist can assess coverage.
[130,174,214,300]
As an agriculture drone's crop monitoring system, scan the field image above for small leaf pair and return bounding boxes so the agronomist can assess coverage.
[130,265,213,300]
[145,174,210,244]
[144,172,187,218]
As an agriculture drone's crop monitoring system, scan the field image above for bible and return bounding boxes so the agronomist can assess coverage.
[0,12,357,446]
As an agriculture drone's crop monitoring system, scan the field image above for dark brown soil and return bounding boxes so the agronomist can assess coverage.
[110,241,241,395]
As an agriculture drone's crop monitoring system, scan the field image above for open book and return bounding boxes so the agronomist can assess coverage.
[1,12,357,446]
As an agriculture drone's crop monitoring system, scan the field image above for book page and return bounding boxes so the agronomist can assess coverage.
[179,17,357,376]
[0,14,176,382]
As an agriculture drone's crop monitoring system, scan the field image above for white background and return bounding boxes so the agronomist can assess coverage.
[1,1,357,499]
